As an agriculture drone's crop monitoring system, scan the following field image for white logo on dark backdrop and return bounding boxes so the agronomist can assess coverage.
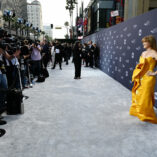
[150,28,157,34]
[138,29,142,36]
[144,20,150,26]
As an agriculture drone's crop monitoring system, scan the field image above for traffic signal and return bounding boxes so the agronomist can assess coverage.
[51,24,53,29]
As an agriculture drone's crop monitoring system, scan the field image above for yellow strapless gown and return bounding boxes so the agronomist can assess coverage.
[130,56,157,124]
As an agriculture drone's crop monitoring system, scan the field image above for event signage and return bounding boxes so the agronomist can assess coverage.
[111,10,119,17]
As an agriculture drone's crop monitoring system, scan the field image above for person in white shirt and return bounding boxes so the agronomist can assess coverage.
[51,42,56,68]
[52,42,62,70]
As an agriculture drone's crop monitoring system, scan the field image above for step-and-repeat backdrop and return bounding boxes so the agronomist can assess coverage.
[83,9,157,105]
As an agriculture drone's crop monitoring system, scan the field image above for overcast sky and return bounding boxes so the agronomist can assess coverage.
[27,0,90,39]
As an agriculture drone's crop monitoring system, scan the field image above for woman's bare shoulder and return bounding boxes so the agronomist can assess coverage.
[141,51,147,57]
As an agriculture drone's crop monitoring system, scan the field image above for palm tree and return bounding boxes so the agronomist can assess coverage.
[65,0,77,39]
[41,31,46,40]
[64,21,69,36]
[3,11,15,34]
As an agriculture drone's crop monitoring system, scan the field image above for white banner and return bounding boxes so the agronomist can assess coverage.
[111,10,119,17]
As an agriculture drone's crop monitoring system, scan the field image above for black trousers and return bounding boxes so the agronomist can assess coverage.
[89,55,94,68]
[85,55,89,67]
[53,53,62,69]
[74,60,81,78]
[43,54,50,68]
[94,56,99,67]
[31,60,41,77]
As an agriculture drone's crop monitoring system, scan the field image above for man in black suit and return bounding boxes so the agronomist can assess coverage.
[93,43,99,68]
[52,42,62,70]
[73,41,82,79]
[88,41,95,68]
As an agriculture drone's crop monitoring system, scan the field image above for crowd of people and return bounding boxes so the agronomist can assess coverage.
[0,27,100,137]
[73,40,100,79]
[0,29,72,137]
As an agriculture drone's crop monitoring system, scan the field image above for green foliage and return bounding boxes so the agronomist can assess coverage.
[64,34,69,39]
[2,12,45,39]
[45,35,52,41]
[64,21,69,27]
[65,0,77,10]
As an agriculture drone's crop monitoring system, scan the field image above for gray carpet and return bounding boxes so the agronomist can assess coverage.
[0,62,157,157]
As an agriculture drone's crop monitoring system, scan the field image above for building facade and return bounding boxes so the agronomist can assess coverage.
[0,1,3,28]
[27,0,43,30]
[1,0,27,20]
[82,0,157,36]
[124,0,157,20]
[84,0,125,35]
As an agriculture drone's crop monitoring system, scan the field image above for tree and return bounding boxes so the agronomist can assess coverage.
[41,31,46,40]
[64,21,69,37]
[65,0,77,39]
[64,34,69,39]
[45,35,52,41]
[64,21,69,27]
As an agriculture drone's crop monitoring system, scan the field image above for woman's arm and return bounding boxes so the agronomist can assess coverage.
[147,55,157,76]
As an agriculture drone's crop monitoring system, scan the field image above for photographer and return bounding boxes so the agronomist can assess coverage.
[30,41,42,79]
[42,40,51,68]
[11,47,23,89]
[3,44,14,88]
[0,42,17,125]
[20,40,31,88]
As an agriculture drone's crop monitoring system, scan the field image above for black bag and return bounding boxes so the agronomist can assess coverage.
[42,68,49,78]
[6,89,24,115]
[36,75,45,82]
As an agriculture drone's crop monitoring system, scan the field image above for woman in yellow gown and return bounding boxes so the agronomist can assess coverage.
[130,35,157,124]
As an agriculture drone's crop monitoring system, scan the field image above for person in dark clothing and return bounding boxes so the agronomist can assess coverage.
[20,40,30,88]
[0,41,18,133]
[93,43,100,68]
[82,44,86,65]
[64,43,69,65]
[84,43,90,67]
[52,42,62,70]
[88,41,95,68]
[42,40,50,68]
[3,44,14,88]
[67,43,72,60]
[73,41,82,79]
